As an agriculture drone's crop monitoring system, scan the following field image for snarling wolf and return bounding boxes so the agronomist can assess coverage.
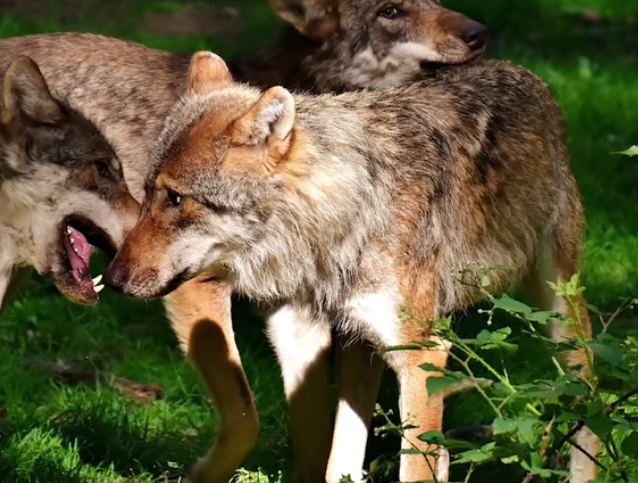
[106,52,598,483]
[0,0,487,480]
[0,56,139,311]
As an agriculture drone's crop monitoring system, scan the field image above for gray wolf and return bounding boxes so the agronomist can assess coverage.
[0,56,139,312]
[0,1,487,480]
[106,52,598,483]
[235,0,487,91]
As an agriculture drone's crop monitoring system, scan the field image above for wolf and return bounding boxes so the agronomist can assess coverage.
[105,52,599,483]
[0,56,139,313]
[236,0,487,92]
[0,1,487,481]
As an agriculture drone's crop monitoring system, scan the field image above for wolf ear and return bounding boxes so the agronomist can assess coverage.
[232,87,295,161]
[1,56,64,131]
[269,0,338,39]
[187,51,233,95]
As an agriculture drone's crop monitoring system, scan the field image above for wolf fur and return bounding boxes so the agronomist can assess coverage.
[107,53,598,483]
[0,56,139,310]
[0,1,487,480]
[236,0,487,91]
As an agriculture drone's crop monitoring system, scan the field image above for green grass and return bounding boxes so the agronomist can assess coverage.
[1,0,637,482]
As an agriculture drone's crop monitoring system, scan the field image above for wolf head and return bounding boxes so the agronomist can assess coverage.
[270,0,487,89]
[0,56,140,304]
[106,52,329,299]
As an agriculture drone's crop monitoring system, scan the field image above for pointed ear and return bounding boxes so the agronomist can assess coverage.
[187,51,233,95]
[1,56,64,131]
[232,87,295,159]
[269,0,338,39]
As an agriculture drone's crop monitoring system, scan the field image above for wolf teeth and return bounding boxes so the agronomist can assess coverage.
[94,284,105,294]
[92,275,103,286]
[66,226,72,234]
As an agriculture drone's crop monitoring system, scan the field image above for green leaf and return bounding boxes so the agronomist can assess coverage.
[418,430,445,443]
[588,342,623,366]
[530,452,543,469]
[517,418,538,446]
[614,145,638,157]
[586,415,614,439]
[621,432,638,458]
[493,417,518,435]
[481,442,497,452]
[586,400,604,417]
[474,327,517,352]
[558,379,590,396]
[426,376,457,397]
[493,294,532,315]
[501,455,519,464]
[455,448,493,464]
[481,275,491,287]
[526,311,558,324]
[419,362,445,373]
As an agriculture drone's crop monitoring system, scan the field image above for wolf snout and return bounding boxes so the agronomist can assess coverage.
[458,22,488,52]
[104,258,130,291]
[104,258,163,299]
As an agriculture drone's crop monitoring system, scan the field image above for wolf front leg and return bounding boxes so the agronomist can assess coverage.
[164,275,259,483]
[331,284,450,483]
[392,336,450,483]
[266,304,334,483]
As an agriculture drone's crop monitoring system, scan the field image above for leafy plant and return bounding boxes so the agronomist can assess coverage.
[374,269,638,483]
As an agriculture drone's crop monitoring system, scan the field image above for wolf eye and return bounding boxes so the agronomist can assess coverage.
[379,5,402,19]
[95,159,112,178]
[166,189,182,207]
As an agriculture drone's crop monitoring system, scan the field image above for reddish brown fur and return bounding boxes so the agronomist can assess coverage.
[107,55,596,483]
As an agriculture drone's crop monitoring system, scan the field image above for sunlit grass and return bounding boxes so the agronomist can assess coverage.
[0,0,636,481]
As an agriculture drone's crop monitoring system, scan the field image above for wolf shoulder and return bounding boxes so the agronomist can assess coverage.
[293,59,562,165]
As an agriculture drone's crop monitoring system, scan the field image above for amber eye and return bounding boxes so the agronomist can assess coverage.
[379,5,402,19]
[166,189,182,207]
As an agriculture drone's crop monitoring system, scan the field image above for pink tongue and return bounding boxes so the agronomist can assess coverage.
[67,227,91,270]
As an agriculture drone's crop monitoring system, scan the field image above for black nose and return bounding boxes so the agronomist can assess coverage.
[104,260,129,290]
[459,22,488,51]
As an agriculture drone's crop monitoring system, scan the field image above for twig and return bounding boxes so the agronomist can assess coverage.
[25,359,163,403]
[520,471,534,483]
[608,387,638,413]
[539,417,555,460]
[439,377,494,399]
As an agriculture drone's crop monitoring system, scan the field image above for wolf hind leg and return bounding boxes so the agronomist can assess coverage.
[523,237,598,483]
[165,275,259,483]
[326,337,384,483]
[266,304,334,483]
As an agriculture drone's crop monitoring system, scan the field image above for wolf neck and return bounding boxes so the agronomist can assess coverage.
[228,26,322,91]
[229,121,393,308]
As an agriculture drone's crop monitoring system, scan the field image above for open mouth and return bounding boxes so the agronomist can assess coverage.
[61,216,117,298]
